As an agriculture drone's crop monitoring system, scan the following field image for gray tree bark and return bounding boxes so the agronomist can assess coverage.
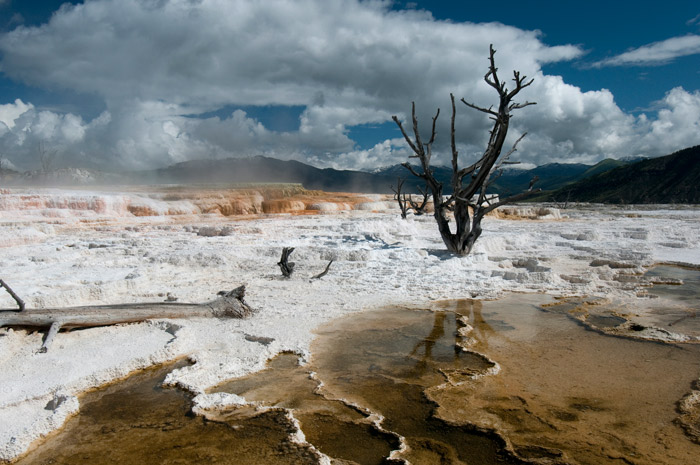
[393,45,541,256]
[1,284,254,352]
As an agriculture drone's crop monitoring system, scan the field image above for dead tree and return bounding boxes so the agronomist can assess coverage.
[0,281,255,352]
[407,184,430,215]
[392,45,540,255]
[391,177,410,219]
[278,247,295,277]
[392,178,431,218]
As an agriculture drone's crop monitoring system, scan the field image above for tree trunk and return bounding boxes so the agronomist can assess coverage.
[392,45,539,256]
[0,285,254,352]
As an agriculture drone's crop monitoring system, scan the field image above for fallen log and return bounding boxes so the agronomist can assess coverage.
[0,284,255,352]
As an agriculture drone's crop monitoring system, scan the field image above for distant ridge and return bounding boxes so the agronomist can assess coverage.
[373,159,628,195]
[3,147,698,204]
[144,156,397,193]
[538,146,700,204]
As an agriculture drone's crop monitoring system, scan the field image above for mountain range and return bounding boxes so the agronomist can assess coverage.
[1,146,698,204]
[535,145,700,204]
[144,157,397,193]
[371,157,631,196]
[140,156,637,196]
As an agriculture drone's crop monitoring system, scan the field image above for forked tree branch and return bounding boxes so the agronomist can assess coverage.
[392,44,537,255]
[392,112,420,156]
[401,162,426,180]
[391,177,410,219]
[0,279,25,312]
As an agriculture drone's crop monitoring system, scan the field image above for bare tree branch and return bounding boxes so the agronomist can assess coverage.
[461,99,499,117]
[482,188,542,215]
[509,101,537,111]
[450,93,458,176]
[311,260,334,280]
[428,108,440,145]
[411,102,424,156]
[392,44,538,255]
[400,162,425,180]
[407,184,430,215]
[0,279,25,312]
[391,177,410,219]
[392,114,420,156]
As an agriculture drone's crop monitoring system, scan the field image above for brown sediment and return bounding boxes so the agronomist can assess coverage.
[13,286,700,464]
[547,266,700,342]
[206,310,525,464]
[129,188,382,217]
[261,199,307,213]
[430,296,700,465]
[210,353,403,465]
[309,306,525,464]
[12,359,323,465]
[678,386,700,444]
[491,206,563,221]
[1,185,388,219]
[653,262,700,272]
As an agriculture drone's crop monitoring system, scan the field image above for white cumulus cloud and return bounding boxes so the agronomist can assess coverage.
[0,99,32,129]
[0,0,697,172]
[593,34,700,67]
[637,87,700,153]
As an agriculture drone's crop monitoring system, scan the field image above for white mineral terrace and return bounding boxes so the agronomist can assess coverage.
[0,187,699,461]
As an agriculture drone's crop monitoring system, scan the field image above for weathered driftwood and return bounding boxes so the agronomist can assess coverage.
[311,260,334,280]
[0,279,25,311]
[277,247,334,280]
[278,247,296,277]
[0,284,255,352]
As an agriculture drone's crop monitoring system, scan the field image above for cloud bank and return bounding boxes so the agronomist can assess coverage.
[593,34,700,67]
[0,0,698,172]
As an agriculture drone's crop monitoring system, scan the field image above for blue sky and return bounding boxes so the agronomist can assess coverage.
[405,1,700,110]
[0,0,698,172]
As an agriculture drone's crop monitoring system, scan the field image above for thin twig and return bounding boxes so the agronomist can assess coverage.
[0,279,25,312]
[311,260,334,280]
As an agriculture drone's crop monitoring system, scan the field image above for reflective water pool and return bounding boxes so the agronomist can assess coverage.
[15,286,700,465]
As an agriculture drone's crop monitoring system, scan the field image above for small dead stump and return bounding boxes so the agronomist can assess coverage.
[278,247,296,277]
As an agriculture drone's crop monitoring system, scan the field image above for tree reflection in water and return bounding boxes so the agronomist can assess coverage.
[410,299,497,373]
[409,311,446,373]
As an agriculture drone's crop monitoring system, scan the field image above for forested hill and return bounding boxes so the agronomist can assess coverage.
[539,146,700,204]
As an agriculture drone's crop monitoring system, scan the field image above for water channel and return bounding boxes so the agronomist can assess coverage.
[14,267,700,465]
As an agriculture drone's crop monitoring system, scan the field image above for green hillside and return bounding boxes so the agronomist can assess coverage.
[579,158,627,178]
[539,146,700,204]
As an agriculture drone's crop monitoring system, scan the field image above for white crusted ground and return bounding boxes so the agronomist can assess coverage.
[1,188,699,461]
